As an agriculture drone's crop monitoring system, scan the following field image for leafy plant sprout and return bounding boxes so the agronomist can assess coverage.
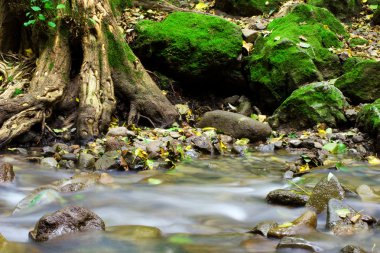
[24,0,66,28]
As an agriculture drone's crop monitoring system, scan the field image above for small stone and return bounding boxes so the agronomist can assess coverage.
[266,189,309,206]
[232,144,247,155]
[29,206,105,241]
[352,135,364,143]
[283,170,294,179]
[249,221,278,237]
[58,160,76,170]
[340,245,367,253]
[256,143,275,152]
[255,21,266,30]
[277,237,323,252]
[61,153,78,162]
[78,153,95,170]
[273,141,283,149]
[42,146,55,156]
[289,139,302,147]
[41,157,58,168]
[107,127,135,137]
[314,142,323,149]
[242,28,259,43]
[95,151,119,171]
[0,163,15,183]
[191,136,212,153]
[169,131,181,138]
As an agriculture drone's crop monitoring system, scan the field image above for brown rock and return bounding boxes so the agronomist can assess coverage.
[29,206,105,241]
[268,211,317,238]
[0,162,15,183]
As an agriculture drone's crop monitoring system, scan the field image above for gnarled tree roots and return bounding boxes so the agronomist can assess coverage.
[0,0,177,146]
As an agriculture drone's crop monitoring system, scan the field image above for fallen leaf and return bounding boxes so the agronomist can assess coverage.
[335,208,351,218]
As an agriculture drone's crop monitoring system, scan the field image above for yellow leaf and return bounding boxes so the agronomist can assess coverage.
[367,156,380,165]
[318,129,326,138]
[299,163,310,172]
[134,148,148,159]
[278,222,293,228]
[194,2,208,10]
[202,127,216,131]
[25,48,34,57]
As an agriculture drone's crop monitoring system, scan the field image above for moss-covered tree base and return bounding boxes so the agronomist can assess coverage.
[0,0,177,146]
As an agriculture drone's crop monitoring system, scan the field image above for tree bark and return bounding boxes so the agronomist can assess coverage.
[0,0,177,146]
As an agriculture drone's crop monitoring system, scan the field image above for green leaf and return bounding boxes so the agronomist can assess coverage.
[38,14,46,20]
[88,18,96,25]
[56,4,66,9]
[44,2,54,9]
[31,6,41,11]
[323,142,347,154]
[48,21,56,28]
[26,12,31,17]
[23,19,36,26]
[147,178,162,185]
[168,235,193,244]
[12,88,24,97]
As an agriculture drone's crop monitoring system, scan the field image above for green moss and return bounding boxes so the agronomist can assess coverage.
[104,25,136,71]
[215,0,285,16]
[342,57,366,72]
[357,99,380,136]
[110,0,132,15]
[335,60,380,104]
[133,12,242,80]
[247,4,347,109]
[307,0,362,19]
[349,37,369,47]
[270,81,348,128]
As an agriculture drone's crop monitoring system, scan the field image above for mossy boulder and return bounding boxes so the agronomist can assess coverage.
[247,4,347,111]
[214,0,285,16]
[357,99,380,137]
[307,0,362,19]
[269,81,348,129]
[132,12,243,86]
[342,57,366,72]
[335,60,380,104]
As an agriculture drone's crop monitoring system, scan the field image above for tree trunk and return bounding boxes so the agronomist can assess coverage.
[0,0,177,145]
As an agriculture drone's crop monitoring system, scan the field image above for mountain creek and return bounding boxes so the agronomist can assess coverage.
[0,150,379,253]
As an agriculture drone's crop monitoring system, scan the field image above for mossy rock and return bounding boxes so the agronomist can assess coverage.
[132,12,242,85]
[307,0,362,19]
[357,99,380,136]
[214,0,285,16]
[269,81,348,129]
[374,7,380,25]
[335,60,380,104]
[348,37,368,47]
[246,4,347,111]
[342,56,366,72]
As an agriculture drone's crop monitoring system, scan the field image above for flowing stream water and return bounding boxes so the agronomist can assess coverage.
[0,151,379,252]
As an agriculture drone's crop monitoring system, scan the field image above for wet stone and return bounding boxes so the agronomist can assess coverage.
[78,153,96,170]
[42,146,55,156]
[283,170,294,179]
[29,206,105,241]
[107,225,162,240]
[191,136,212,153]
[249,221,278,237]
[266,189,309,206]
[267,211,317,238]
[277,237,323,252]
[0,162,15,183]
[61,153,78,162]
[41,157,58,168]
[306,174,345,213]
[340,245,367,253]
[95,151,120,171]
[58,160,76,170]
[289,139,302,147]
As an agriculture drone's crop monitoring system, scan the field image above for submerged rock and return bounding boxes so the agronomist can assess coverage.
[277,236,323,252]
[340,245,367,253]
[13,188,63,214]
[266,189,309,206]
[107,225,162,240]
[269,81,348,129]
[267,210,317,238]
[249,221,278,237]
[247,4,347,110]
[29,206,105,241]
[335,60,380,104]
[306,173,345,213]
[133,12,242,87]
[356,184,380,202]
[0,162,15,183]
[197,110,271,141]
[215,0,285,16]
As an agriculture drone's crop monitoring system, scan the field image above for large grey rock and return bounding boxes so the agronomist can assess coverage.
[29,206,105,241]
[306,174,345,213]
[197,110,271,141]
[0,162,15,183]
